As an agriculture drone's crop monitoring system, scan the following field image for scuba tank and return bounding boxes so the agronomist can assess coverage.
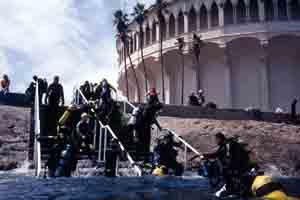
[251,176,300,200]
[54,144,73,177]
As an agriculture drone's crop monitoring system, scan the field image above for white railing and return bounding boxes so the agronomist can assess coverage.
[73,87,142,176]
[119,95,201,170]
[34,81,42,177]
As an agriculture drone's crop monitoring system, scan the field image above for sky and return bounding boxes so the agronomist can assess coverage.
[0,0,154,100]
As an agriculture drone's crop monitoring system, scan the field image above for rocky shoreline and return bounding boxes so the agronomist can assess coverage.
[1,105,300,177]
[0,105,30,170]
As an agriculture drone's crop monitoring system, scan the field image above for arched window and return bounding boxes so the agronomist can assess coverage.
[278,0,288,20]
[264,0,274,21]
[250,0,259,22]
[211,2,219,27]
[178,11,185,34]
[237,0,246,23]
[160,15,167,40]
[169,14,176,37]
[290,0,300,20]
[200,5,208,29]
[188,7,197,32]
[146,25,150,46]
[152,21,157,43]
[224,0,234,25]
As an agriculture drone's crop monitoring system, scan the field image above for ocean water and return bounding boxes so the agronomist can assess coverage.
[0,162,299,200]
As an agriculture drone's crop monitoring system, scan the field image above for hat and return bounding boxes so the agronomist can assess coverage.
[147,88,159,96]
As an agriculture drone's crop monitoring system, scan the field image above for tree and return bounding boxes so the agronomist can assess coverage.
[176,37,186,105]
[192,33,205,91]
[154,0,168,103]
[114,10,141,102]
[132,3,149,98]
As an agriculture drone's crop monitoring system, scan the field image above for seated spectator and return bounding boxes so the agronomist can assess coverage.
[0,74,10,94]
[197,89,206,106]
[188,92,200,106]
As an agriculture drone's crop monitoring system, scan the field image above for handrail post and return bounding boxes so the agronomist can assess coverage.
[98,126,102,162]
[93,121,97,149]
[184,145,187,170]
[34,80,41,177]
[104,127,108,162]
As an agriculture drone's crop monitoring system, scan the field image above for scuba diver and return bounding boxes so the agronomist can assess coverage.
[201,132,254,197]
[45,104,80,177]
[94,79,117,124]
[104,138,123,177]
[76,113,94,160]
[152,133,184,176]
[137,88,163,159]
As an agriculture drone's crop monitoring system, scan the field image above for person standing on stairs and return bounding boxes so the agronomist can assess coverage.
[76,113,94,161]
[137,88,163,162]
[46,75,65,108]
[46,75,65,136]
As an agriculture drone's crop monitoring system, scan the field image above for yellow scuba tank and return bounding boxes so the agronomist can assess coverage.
[58,110,71,126]
[252,176,300,200]
[152,166,167,176]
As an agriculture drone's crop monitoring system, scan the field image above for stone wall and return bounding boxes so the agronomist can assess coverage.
[137,103,293,124]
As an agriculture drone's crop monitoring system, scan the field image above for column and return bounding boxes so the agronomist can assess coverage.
[233,4,238,24]
[273,0,279,20]
[258,0,266,21]
[220,44,233,108]
[149,27,153,45]
[136,33,140,50]
[156,22,160,42]
[166,17,170,39]
[208,9,212,29]
[175,17,179,36]
[246,4,251,22]
[218,5,225,27]
[287,0,292,20]
[184,12,189,33]
[260,40,270,111]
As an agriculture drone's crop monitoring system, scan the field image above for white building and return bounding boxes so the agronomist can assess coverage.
[117,0,300,112]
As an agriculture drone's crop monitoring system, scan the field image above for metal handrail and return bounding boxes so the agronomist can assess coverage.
[73,87,142,176]
[119,94,202,169]
[34,81,42,177]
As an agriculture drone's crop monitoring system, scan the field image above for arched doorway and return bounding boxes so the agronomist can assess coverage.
[237,0,246,23]
[200,5,208,29]
[278,0,288,20]
[250,0,259,22]
[264,0,274,21]
[169,14,175,37]
[290,0,300,20]
[188,7,197,32]
[178,11,185,34]
[224,0,234,25]
[211,2,219,27]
